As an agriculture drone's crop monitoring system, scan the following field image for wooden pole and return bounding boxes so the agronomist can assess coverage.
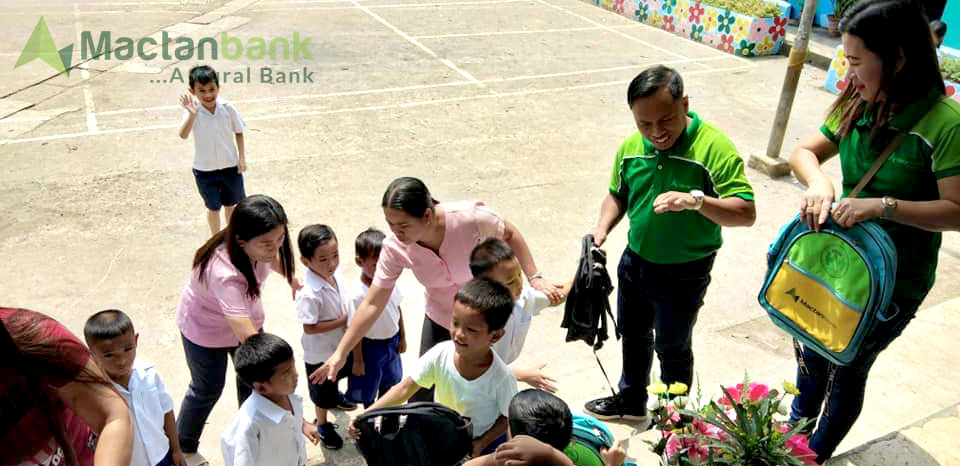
[748,0,820,177]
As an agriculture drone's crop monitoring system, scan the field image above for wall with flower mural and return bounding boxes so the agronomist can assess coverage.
[824,44,960,101]
[585,0,787,57]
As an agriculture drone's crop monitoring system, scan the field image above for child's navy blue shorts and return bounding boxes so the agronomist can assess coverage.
[193,166,245,210]
[305,354,353,409]
[346,333,403,407]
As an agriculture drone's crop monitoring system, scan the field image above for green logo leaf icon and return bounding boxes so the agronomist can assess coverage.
[15,16,73,76]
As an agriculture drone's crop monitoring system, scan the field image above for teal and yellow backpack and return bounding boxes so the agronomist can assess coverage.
[759,213,898,366]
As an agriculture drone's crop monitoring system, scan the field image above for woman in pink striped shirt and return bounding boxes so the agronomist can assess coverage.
[311,177,561,398]
[174,195,297,465]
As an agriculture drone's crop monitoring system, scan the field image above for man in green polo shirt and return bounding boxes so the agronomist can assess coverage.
[584,66,756,423]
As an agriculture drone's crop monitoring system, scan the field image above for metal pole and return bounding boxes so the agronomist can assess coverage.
[765,0,820,159]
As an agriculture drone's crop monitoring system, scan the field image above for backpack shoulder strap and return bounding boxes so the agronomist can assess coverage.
[847,133,905,199]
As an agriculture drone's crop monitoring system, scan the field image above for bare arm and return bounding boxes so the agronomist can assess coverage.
[224,316,259,342]
[789,132,840,230]
[472,416,509,457]
[696,196,756,227]
[881,176,960,231]
[503,220,562,303]
[590,193,626,247]
[365,377,420,411]
[178,95,197,139]
[235,133,246,172]
[58,361,133,466]
[163,411,186,466]
[310,284,392,383]
[302,314,347,334]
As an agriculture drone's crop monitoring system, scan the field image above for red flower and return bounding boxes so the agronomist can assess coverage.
[720,34,734,53]
[663,15,676,32]
[769,17,787,41]
[614,0,627,13]
[688,2,704,23]
[786,434,819,465]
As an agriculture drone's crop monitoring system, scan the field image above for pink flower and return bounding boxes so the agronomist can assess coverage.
[664,434,710,464]
[749,20,767,41]
[691,418,721,439]
[665,403,682,424]
[719,382,771,405]
[786,434,818,465]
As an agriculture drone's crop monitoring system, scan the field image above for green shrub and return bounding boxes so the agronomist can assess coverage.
[701,0,782,17]
[942,56,960,83]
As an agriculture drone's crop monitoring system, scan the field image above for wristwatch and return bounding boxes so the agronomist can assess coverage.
[881,196,898,219]
[690,190,705,210]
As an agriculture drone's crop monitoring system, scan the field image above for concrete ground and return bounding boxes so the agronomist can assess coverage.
[2,0,959,464]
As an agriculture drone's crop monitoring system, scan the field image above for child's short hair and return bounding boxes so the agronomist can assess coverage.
[508,389,573,450]
[454,277,513,332]
[189,65,218,89]
[234,333,294,384]
[298,224,337,261]
[83,309,135,346]
[355,227,385,260]
[470,238,516,277]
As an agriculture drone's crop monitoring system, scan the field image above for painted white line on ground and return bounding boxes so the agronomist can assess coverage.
[2,9,201,15]
[413,23,646,39]
[251,0,530,11]
[347,0,486,88]
[531,0,710,68]
[75,4,99,133]
[0,65,754,145]
[0,116,53,123]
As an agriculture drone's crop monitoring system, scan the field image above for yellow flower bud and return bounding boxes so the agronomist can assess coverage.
[783,380,800,396]
[668,382,689,395]
[647,380,668,395]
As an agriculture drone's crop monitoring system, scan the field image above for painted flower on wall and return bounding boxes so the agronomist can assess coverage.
[732,15,751,41]
[635,2,650,22]
[676,0,690,19]
[678,19,690,36]
[719,33,735,53]
[661,0,677,15]
[702,8,719,31]
[769,16,787,41]
[756,36,774,55]
[663,14,676,32]
[832,47,849,78]
[690,23,704,41]
[703,31,720,48]
[717,10,736,34]
[737,39,756,57]
[749,19,767,41]
[688,2,705,23]
[650,10,664,27]
[614,0,629,14]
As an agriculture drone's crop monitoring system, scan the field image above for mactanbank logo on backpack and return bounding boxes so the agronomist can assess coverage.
[14,16,315,84]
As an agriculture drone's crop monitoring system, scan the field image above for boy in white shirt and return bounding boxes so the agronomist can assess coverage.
[296,224,356,450]
[469,238,571,391]
[346,228,406,408]
[178,65,247,235]
[221,333,319,466]
[349,277,519,458]
[84,310,186,466]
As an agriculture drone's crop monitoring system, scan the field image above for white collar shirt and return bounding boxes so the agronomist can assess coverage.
[182,96,246,171]
[111,359,175,466]
[221,392,307,466]
[296,268,347,364]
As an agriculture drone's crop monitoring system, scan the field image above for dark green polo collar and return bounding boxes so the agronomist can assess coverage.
[642,111,701,156]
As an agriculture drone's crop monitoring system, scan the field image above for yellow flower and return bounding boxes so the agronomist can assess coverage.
[703,13,718,31]
[733,15,751,41]
[650,11,663,28]
[677,0,690,17]
[783,380,800,396]
[668,382,689,395]
[647,380,668,395]
[756,37,774,55]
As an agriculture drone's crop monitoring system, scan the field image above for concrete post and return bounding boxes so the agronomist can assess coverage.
[748,0,820,178]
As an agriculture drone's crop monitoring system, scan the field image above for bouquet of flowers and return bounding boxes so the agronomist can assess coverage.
[645,375,817,465]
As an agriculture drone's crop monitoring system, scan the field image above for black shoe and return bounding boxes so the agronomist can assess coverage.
[318,422,343,450]
[584,394,649,423]
[335,393,357,411]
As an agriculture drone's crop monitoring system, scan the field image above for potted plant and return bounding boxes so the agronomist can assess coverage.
[828,0,855,37]
[645,376,818,465]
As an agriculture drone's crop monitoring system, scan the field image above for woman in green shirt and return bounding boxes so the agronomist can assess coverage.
[788,1,960,462]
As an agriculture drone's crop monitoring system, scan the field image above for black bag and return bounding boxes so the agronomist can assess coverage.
[354,402,473,466]
[562,235,618,348]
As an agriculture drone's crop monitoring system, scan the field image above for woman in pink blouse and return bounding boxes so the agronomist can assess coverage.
[174,195,297,464]
[312,177,561,397]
